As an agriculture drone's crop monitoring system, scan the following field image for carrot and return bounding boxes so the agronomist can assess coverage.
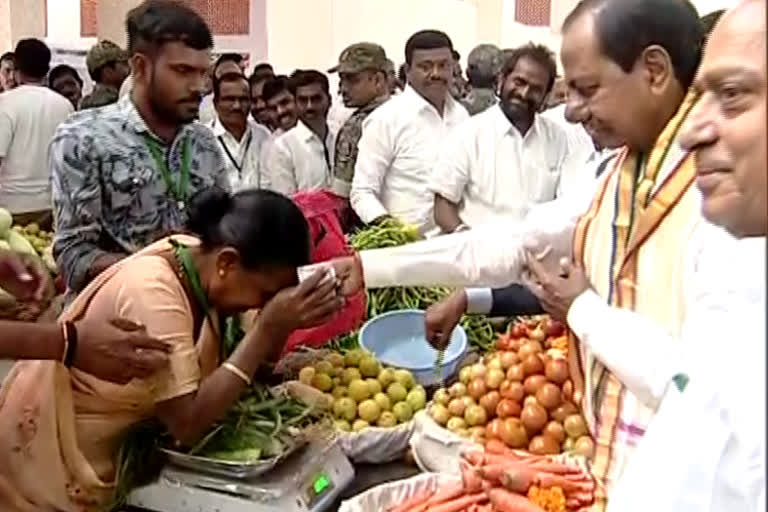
[488,489,546,512]
[501,466,536,494]
[464,451,521,468]
[404,504,430,512]
[527,461,583,475]
[484,439,514,455]
[424,483,465,507]
[535,473,594,494]
[427,492,487,512]
[475,504,493,512]
[389,490,435,512]
[460,460,484,493]
[479,462,528,484]
[462,450,485,467]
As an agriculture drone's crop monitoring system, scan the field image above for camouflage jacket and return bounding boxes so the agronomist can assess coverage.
[330,94,389,197]
[51,95,228,294]
[460,87,498,116]
[80,83,119,110]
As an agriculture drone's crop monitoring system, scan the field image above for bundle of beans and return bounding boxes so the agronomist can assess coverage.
[385,440,594,512]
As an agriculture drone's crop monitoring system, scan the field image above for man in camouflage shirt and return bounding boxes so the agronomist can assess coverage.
[327,42,390,232]
[80,40,130,110]
[460,44,503,115]
[52,1,228,297]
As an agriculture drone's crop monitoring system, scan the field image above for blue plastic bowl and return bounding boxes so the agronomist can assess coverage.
[359,309,468,387]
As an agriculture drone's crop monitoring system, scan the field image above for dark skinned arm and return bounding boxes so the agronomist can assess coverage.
[434,193,465,234]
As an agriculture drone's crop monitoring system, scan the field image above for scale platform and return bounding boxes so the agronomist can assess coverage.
[128,440,355,512]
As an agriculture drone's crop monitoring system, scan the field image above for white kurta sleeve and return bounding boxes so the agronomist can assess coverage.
[429,125,471,204]
[264,136,297,197]
[350,115,393,223]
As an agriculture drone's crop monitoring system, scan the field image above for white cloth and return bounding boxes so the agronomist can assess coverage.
[207,116,270,191]
[602,231,766,512]
[430,106,573,227]
[0,85,73,213]
[264,120,336,196]
[351,85,469,231]
[327,95,354,136]
[542,104,599,196]
[198,94,216,126]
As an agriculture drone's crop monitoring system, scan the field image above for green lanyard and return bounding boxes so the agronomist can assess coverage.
[170,239,244,358]
[144,135,191,210]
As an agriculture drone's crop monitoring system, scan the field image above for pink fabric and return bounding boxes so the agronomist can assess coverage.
[285,190,366,355]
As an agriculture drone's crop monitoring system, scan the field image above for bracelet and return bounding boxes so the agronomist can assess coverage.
[222,362,252,386]
[62,321,78,368]
[453,223,470,233]
[353,252,365,289]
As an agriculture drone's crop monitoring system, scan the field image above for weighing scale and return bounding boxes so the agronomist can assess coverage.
[128,439,355,512]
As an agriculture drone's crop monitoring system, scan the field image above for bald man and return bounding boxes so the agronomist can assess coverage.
[607,2,766,510]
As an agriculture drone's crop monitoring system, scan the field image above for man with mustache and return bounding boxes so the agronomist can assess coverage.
[351,30,469,233]
[330,0,719,506]
[52,0,228,298]
[208,72,269,191]
[264,70,336,196]
[431,43,577,234]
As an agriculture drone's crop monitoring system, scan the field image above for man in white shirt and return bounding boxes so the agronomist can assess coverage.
[350,30,469,233]
[0,39,73,229]
[209,72,269,191]
[199,53,244,125]
[431,43,575,233]
[265,70,335,196]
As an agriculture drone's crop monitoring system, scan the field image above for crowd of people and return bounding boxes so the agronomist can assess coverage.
[0,0,763,510]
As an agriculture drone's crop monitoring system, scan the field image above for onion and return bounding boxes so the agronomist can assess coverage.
[486,418,501,439]
[564,414,588,438]
[529,326,546,342]
[430,404,450,425]
[446,417,467,433]
[521,403,548,435]
[479,391,501,416]
[434,388,451,406]
[545,358,569,385]
[486,356,503,371]
[523,375,548,395]
[562,379,574,402]
[469,426,486,442]
[523,395,539,408]
[459,366,473,384]
[506,364,525,382]
[501,380,525,402]
[529,435,560,455]
[551,402,579,423]
[496,398,521,418]
[574,436,595,459]
[522,354,545,376]
[448,398,466,417]
[546,319,565,337]
[468,378,487,400]
[518,341,544,361]
[449,382,467,398]
[461,396,477,409]
[499,418,528,448]
[543,421,566,443]
[535,383,562,410]
[470,363,487,380]
[499,351,518,370]
[485,368,506,390]
[465,404,488,427]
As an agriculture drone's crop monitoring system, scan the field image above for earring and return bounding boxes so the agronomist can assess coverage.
[218,269,225,277]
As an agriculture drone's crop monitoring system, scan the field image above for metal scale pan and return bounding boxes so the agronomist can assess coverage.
[128,439,355,512]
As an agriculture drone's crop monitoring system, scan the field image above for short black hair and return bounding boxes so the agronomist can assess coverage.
[14,38,51,79]
[404,30,454,65]
[563,0,703,90]
[262,75,292,103]
[126,0,213,56]
[501,43,558,95]
[251,62,274,80]
[186,187,311,270]
[214,53,243,73]
[452,50,461,61]
[288,69,330,98]
[48,64,83,88]
[701,9,726,39]
[0,52,14,65]
[213,71,249,100]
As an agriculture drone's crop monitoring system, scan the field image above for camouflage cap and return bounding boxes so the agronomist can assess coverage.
[467,44,503,79]
[328,42,388,74]
[86,40,129,77]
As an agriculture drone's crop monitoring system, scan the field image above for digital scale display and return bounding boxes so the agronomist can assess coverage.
[305,471,334,508]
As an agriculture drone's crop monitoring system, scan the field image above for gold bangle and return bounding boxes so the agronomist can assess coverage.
[222,362,252,386]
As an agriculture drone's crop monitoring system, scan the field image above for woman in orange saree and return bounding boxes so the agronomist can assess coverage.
[0,188,341,511]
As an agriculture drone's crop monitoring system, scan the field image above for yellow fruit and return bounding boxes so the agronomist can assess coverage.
[298,366,316,385]
[352,419,369,432]
[331,386,347,398]
[311,373,333,392]
[393,401,413,422]
[347,379,370,402]
[386,382,407,403]
[373,392,391,411]
[377,411,398,428]
[332,397,357,421]
[366,378,383,396]
[394,369,416,390]
[358,399,381,423]
[326,353,345,367]
[315,360,334,375]
[341,367,362,385]
[344,349,365,367]
[359,356,381,378]
[406,389,426,411]
[335,420,352,432]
